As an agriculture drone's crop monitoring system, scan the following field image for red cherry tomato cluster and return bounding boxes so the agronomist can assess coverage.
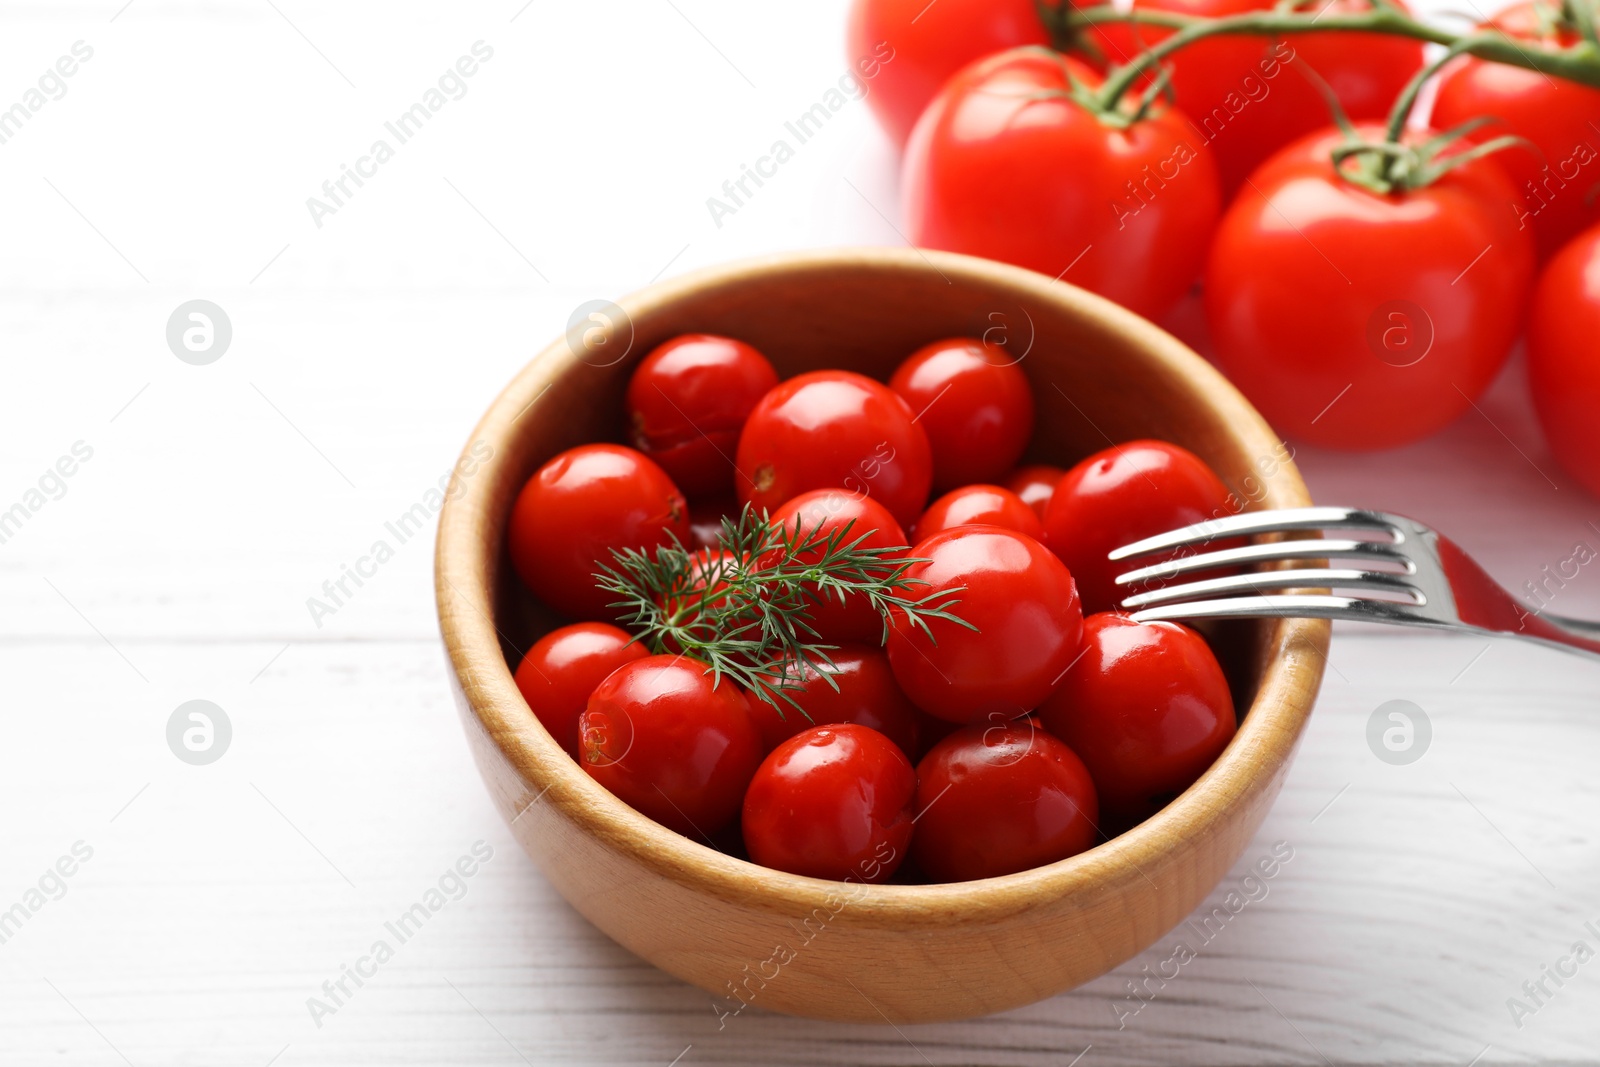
[507,331,1242,884]
[850,0,1600,475]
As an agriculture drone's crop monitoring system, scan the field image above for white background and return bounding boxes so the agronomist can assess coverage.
[2,1,1598,1064]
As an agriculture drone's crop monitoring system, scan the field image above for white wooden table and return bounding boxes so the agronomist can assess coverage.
[4,2,1597,1063]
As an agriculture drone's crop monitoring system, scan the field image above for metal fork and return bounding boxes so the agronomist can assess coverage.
[1109,506,1600,662]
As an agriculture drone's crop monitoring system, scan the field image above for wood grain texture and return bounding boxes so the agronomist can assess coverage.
[436,247,1332,1022]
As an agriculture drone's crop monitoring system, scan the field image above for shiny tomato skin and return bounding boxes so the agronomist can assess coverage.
[888,338,1035,490]
[886,526,1084,723]
[1098,0,1424,196]
[743,723,916,882]
[768,489,910,644]
[736,370,933,530]
[1527,224,1600,497]
[1005,464,1067,519]
[625,334,779,500]
[578,655,763,838]
[1205,124,1537,450]
[1038,613,1235,819]
[1041,440,1237,615]
[744,645,921,756]
[912,722,1099,882]
[913,484,1043,543]
[514,623,648,759]
[846,0,1049,148]
[508,444,690,620]
[1433,3,1600,258]
[902,48,1221,321]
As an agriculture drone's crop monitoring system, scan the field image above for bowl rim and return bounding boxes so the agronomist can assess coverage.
[435,245,1330,926]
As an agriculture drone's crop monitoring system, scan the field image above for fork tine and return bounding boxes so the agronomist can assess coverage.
[1113,538,1412,586]
[1119,567,1422,609]
[1107,506,1400,561]
[1126,593,1375,624]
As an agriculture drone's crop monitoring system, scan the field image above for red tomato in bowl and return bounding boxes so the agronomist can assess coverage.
[625,334,779,499]
[1038,613,1235,820]
[736,370,933,529]
[913,484,1043,542]
[845,0,1049,148]
[1041,440,1237,615]
[578,655,763,838]
[1527,223,1600,497]
[902,47,1222,321]
[1005,464,1066,519]
[742,723,916,882]
[1204,124,1537,450]
[508,444,690,620]
[515,623,648,759]
[888,337,1035,490]
[1096,0,1424,196]
[743,645,921,756]
[886,526,1083,723]
[767,489,910,645]
[1432,2,1600,259]
[911,721,1099,882]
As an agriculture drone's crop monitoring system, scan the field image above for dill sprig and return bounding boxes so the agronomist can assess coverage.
[594,503,973,711]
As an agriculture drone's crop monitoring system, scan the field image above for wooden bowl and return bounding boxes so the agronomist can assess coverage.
[435,247,1330,1024]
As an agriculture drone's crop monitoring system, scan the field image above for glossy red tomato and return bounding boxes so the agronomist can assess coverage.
[913,484,1043,543]
[888,337,1035,490]
[744,645,921,756]
[846,0,1049,148]
[736,370,932,529]
[1042,440,1236,615]
[912,721,1099,881]
[1039,613,1235,819]
[1433,2,1600,258]
[509,444,690,620]
[625,334,779,499]
[1096,0,1424,195]
[743,723,916,882]
[902,48,1221,320]
[1205,124,1537,450]
[886,526,1083,723]
[578,655,763,837]
[1527,223,1600,497]
[514,623,648,759]
[1005,464,1066,519]
[767,489,909,644]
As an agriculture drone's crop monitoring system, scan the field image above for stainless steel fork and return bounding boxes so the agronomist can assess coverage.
[1109,506,1600,661]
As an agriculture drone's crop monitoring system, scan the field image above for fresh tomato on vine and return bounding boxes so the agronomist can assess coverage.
[1093,0,1425,195]
[1205,123,1537,449]
[1527,222,1600,497]
[1432,1,1600,258]
[901,47,1222,320]
[846,0,1051,148]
